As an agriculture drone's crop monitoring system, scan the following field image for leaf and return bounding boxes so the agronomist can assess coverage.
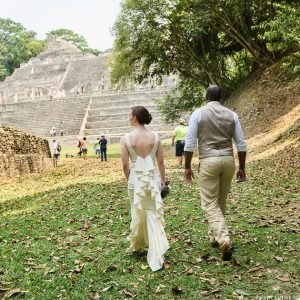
[163,262,170,269]
[275,276,290,282]
[87,292,100,300]
[140,264,148,270]
[101,286,113,292]
[274,256,284,262]
[3,288,27,299]
[122,288,135,298]
[186,268,193,275]
[0,282,13,286]
[235,289,252,296]
[71,275,77,284]
[248,266,262,273]
[105,264,117,272]
[171,286,183,295]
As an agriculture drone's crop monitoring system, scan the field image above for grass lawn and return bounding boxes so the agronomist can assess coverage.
[54,143,122,159]
[0,146,299,299]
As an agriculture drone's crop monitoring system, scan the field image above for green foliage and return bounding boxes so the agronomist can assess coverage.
[156,76,205,123]
[0,18,44,81]
[261,3,300,56]
[46,28,99,55]
[112,0,300,121]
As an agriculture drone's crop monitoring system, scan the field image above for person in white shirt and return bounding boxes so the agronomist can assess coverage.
[52,140,60,168]
[184,85,247,261]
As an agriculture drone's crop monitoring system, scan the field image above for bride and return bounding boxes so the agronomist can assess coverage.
[120,106,169,271]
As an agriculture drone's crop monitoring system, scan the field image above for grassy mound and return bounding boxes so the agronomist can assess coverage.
[0,59,299,299]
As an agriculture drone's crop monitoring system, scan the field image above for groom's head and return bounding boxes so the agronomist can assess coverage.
[206,85,222,102]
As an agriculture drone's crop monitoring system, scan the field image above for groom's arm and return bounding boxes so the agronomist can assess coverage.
[184,110,200,183]
[184,151,194,182]
[232,112,247,182]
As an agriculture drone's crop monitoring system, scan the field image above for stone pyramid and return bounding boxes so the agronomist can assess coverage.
[0,39,176,144]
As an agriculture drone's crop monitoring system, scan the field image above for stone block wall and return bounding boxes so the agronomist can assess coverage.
[0,126,52,178]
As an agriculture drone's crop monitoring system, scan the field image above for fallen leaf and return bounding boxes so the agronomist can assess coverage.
[172,286,183,295]
[3,288,27,299]
[71,275,77,284]
[274,256,284,262]
[275,276,290,282]
[87,292,100,300]
[122,288,135,298]
[235,289,252,296]
[140,264,148,270]
[163,262,170,269]
[0,282,13,286]
[248,266,264,273]
[186,268,193,275]
[101,286,113,292]
[105,264,117,272]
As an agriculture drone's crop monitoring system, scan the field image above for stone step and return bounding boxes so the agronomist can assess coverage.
[89,98,156,109]
[85,117,165,129]
[88,105,158,116]
[86,111,163,122]
[90,91,165,102]
[84,124,174,136]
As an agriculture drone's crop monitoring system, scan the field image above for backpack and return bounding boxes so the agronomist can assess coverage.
[57,144,62,152]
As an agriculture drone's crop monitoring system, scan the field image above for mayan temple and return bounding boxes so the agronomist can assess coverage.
[0,39,176,144]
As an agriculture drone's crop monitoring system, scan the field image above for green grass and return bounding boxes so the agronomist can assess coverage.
[0,150,299,299]
[53,143,122,159]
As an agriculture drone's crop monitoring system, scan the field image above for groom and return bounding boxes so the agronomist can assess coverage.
[184,85,247,260]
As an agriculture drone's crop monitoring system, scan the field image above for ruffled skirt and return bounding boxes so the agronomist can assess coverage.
[127,156,169,271]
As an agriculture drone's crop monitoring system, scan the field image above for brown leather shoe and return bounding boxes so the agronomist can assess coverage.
[210,241,219,248]
[221,242,234,261]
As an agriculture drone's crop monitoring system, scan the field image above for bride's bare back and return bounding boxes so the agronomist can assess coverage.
[128,129,155,158]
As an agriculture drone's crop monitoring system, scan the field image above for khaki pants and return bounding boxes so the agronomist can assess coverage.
[199,156,235,248]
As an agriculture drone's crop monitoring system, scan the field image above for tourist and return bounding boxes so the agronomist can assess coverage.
[81,137,88,159]
[171,118,188,167]
[120,106,169,271]
[51,127,56,136]
[94,137,101,158]
[100,134,107,161]
[60,121,64,136]
[52,140,60,168]
[77,139,82,157]
[184,85,247,261]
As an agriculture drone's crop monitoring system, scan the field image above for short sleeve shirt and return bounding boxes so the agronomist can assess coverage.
[173,125,188,141]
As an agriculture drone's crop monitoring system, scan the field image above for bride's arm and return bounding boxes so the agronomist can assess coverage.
[156,140,166,183]
[120,137,129,181]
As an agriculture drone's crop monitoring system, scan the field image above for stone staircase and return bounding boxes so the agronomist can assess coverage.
[0,96,90,136]
[81,90,174,143]
[0,39,176,146]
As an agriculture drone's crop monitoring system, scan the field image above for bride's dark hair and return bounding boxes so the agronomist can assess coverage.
[131,106,152,125]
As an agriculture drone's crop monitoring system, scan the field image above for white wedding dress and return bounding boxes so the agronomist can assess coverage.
[124,132,169,271]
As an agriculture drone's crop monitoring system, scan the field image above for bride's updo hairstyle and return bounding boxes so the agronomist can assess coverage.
[131,106,152,125]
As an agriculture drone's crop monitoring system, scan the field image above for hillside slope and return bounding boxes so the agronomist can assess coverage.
[226,62,300,164]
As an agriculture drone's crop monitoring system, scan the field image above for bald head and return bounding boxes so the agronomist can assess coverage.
[206,85,222,102]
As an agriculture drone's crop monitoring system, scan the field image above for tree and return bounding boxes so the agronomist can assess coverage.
[0,18,44,81]
[111,0,299,121]
[46,29,99,55]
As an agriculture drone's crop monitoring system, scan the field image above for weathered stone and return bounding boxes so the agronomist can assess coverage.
[0,125,52,178]
[0,38,177,143]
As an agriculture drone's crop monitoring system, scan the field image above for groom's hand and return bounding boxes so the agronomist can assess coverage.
[185,168,194,183]
[236,170,246,182]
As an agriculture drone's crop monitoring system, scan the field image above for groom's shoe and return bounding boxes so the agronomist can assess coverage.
[221,242,234,261]
[210,241,219,248]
